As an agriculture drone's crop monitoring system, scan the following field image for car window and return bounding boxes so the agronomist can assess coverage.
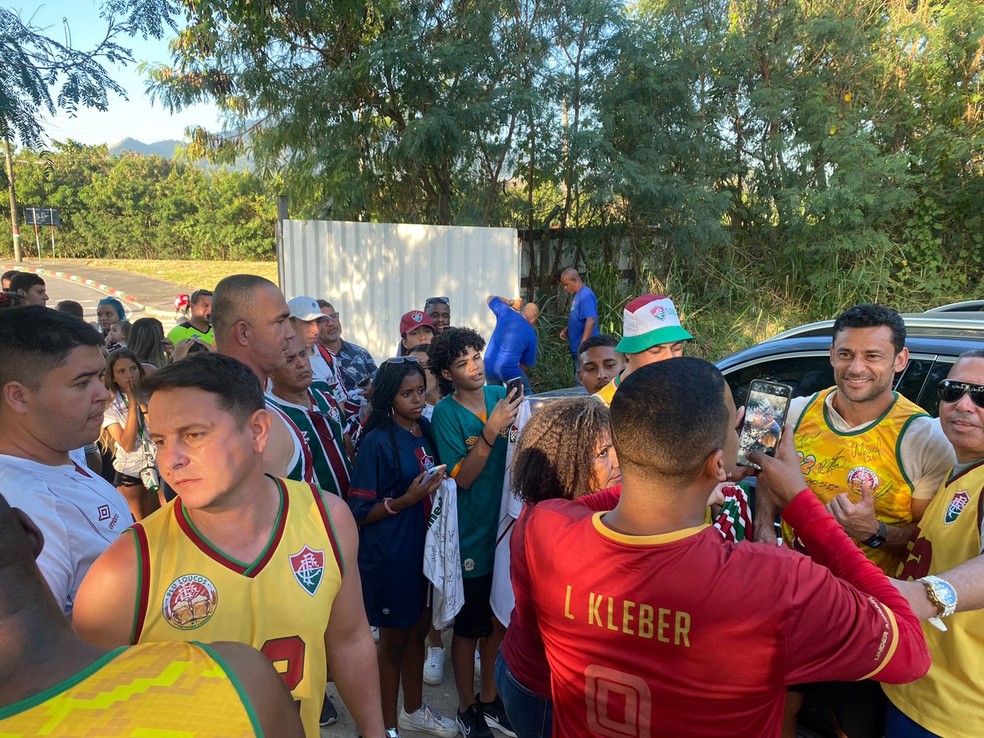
[722,354,833,408]
[915,359,955,417]
[894,358,932,408]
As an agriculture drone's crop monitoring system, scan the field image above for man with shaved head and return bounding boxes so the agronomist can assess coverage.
[212,274,315,483]
[484,295,540,395]
[558,268,598,381]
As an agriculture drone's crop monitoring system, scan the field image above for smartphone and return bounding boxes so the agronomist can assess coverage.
[505,376,525,399]
[421,464,447,483]
[737,380,793,468]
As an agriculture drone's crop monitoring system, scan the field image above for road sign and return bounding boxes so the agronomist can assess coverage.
[23,207,62,227]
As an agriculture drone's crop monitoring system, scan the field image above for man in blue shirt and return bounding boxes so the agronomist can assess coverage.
[559,268,599,376]
[484,296,539,394]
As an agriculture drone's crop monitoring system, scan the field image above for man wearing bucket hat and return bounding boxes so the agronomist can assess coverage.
[593,294,692,406]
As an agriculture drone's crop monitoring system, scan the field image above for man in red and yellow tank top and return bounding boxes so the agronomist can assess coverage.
[72,353,385,738]
[755,304,953,738]
[0,491,303,738]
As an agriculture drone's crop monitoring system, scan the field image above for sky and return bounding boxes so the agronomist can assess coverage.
[19,0,222,147]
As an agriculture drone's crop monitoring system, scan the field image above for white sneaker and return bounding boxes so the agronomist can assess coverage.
[423,646,445,686]
[399,703,459,738]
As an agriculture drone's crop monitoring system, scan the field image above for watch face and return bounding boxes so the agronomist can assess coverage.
[937,583,958,609]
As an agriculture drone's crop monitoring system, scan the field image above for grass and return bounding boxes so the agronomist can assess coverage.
[39,258,279,289]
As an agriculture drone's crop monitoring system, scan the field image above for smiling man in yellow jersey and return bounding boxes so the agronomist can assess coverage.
[593,294,692,406]
[0,492,303,738]
[755,304,953,738]
[71,353,385,738]
[886,350,984,738]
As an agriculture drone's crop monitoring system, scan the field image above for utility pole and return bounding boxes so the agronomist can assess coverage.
[3,135,22,262]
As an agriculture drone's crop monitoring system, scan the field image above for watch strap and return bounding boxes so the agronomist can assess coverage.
[862,520,887,547]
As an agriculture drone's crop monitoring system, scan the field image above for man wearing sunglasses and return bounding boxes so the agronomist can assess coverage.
[755,303,953,738]
[885,350,984,738]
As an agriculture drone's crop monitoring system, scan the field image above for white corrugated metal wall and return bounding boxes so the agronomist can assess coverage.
[279,220,520,362]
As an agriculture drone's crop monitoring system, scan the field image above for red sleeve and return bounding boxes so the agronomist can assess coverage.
[576,485,621,511]
[779,491,930,685]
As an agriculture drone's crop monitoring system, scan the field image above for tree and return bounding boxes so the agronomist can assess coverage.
[0,1,175,148]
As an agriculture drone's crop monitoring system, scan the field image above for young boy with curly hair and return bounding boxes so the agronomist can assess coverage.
[427,327,523,738]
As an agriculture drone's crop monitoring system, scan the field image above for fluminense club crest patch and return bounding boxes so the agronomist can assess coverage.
[289,545,326,596]
[945,491,970,525]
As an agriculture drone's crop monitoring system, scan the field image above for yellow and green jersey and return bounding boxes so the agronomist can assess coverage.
[0,641,261,737]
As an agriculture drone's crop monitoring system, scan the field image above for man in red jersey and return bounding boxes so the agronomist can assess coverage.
[513,357,929,738]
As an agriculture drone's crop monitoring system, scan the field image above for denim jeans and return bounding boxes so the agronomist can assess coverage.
[885,701,941,738]
[494,652,552,738]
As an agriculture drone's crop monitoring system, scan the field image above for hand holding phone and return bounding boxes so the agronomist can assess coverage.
[421,464,447,484]
[737,380,793,468]
[505,376,525,400]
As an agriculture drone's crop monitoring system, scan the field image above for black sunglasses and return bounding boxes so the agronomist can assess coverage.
[425,296,450,307]
[938,379,984,409]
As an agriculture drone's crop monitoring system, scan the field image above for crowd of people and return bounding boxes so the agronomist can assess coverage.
[0,265,982,738]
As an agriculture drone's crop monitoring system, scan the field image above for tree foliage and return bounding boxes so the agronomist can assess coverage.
[1,141,276,259]
[0,1,175,147]
[148,0,981,309]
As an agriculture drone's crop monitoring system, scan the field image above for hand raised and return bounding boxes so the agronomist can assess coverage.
[748,428,808,508]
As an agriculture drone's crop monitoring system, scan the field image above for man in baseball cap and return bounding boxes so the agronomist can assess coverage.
[397,310,436,356]
[594,294,692,406]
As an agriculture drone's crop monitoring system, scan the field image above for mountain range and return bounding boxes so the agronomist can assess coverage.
[107,137,252,172]
[108,138,183,158]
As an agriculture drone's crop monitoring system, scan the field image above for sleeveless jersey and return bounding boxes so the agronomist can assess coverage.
[783,388,928,573]
[884,460,984,738]
[131,478,343,738]
[0,641,259,737]
[266,388,351,498]
[593,373,621,406]
[264,396,316,484]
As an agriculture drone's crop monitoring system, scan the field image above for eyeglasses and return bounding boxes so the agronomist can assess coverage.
[323,313,340,322]
[938,379,984,409]
[425,296,450,307]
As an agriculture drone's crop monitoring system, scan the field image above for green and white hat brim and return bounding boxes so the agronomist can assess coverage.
[616,325,693,354]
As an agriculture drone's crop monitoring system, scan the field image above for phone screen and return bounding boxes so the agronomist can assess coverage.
[737,380,793,468]
[505,376,525,399]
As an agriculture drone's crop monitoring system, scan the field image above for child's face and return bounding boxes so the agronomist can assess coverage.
[108,323,125,342]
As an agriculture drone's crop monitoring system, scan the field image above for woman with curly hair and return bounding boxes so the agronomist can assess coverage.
[494,397,620,738]
[348,357,458,738]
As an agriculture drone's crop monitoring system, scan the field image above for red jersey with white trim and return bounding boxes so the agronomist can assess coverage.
[516,492,929,738]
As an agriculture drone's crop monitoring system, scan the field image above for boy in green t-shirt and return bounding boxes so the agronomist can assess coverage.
[429,328,522,738]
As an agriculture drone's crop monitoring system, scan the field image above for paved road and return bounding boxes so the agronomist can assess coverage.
[43,276,158,327]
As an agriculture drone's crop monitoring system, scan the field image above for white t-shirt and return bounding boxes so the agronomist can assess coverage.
[102,394,154,477]
[0,454,131,614]
[789,392,954,501]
